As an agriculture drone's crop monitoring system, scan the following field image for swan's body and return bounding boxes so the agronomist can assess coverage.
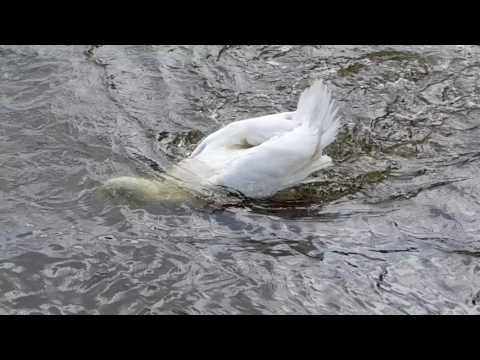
[103,80,340,201]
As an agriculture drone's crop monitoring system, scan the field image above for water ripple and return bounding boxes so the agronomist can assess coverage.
[1,45,480,314]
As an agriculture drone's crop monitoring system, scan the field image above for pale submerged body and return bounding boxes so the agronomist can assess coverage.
[104,80,340,201]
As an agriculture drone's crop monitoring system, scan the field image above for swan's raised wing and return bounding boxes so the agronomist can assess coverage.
[209,124,320,198]
[190,112,297,158]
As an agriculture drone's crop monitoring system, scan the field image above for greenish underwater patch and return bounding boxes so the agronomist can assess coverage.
[337,63,366,77]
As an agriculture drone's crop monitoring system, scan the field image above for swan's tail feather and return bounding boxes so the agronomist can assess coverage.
[295,80,340,151]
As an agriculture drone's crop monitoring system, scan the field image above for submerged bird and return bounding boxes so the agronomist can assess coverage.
[103,80,340,202]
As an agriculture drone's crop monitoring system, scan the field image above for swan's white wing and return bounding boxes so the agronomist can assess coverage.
[210,124,319,198]
[190,112,297,158]
[172,112,296,190]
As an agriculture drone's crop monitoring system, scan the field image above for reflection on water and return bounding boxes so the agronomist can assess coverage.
[1,45,480,314]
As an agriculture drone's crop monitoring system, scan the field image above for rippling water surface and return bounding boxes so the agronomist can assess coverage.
[1,45,480,314]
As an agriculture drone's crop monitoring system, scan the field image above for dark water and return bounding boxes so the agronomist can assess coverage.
[1,45,480,314]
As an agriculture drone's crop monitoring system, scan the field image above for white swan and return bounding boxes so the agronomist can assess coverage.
[102,80,340,202]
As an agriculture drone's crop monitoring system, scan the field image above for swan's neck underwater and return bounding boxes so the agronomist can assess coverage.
[100,176,192,203]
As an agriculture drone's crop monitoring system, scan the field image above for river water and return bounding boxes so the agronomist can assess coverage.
[1,45,479,314]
